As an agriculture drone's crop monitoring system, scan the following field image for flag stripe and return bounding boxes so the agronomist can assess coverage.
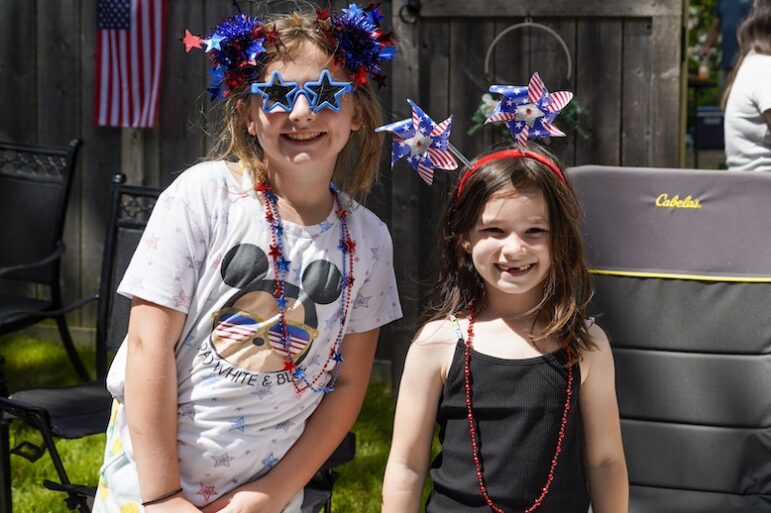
[96,0,165,128]
[427,149,457,170]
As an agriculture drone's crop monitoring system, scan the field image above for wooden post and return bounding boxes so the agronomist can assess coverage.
[389,0,421,389]
[121,128,145,185]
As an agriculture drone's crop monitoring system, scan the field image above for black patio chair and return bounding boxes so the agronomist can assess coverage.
[0,139,88,382]
[0,173,356,513]
[301,431,356,513]
[0,173,160,513]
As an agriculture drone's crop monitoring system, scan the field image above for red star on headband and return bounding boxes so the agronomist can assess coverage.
[182,30,203,53]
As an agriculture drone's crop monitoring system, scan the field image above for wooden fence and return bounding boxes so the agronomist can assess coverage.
[0,0,684,381]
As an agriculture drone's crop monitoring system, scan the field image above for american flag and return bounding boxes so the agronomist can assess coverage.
[95,0,166,128]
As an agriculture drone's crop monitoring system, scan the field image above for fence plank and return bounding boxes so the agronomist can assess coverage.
[38,0,84,321]
[575,18,623,165]
[0,1,37,142]
[155,0,208,186]
[650,15,682,167]
[389,0,421,384]
[422,0,680,18]
[450,18,496,159]
[80,0,123,327]
[527,18,577,167]
[622,18,653,166]
[417,18,453,297]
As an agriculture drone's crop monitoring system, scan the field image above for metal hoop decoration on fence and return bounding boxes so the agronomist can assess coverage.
[483,19,572,84]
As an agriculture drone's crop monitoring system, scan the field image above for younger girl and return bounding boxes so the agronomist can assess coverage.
[382,145,627,512]
[93,6,401,513]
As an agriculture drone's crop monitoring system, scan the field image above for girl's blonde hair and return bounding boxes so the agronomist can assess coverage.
[208,12,384,201]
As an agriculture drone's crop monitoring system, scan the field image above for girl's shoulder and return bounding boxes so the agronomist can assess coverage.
[343,196,391,232]
[167,160,236,192]
[408,317,463,383]
[579,322,612,384]
[413,317,464,347]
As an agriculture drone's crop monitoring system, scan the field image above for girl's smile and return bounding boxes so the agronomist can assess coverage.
[241,43,361,178]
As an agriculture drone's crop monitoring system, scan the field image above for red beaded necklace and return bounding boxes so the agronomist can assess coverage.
[463,301,574,512]
[255,180,355,394]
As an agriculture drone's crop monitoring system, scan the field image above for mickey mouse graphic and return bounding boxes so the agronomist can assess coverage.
[209,243,342,373]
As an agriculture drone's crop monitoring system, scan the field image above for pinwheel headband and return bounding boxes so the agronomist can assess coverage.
[376,72,573,189]
[182,4,396,100]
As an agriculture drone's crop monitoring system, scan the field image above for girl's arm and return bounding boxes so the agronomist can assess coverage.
[382,322,449,513]
[201,327,380,513]
[580,325,629,513]
[125,298,201,512]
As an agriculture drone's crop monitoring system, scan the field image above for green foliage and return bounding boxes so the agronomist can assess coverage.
[689,0,723,106]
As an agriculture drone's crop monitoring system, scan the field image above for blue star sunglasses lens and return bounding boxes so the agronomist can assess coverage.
[250,69,353,113]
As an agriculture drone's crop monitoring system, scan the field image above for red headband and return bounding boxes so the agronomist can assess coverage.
[455,150,565,199]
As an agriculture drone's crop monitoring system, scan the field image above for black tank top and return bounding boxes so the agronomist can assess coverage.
[426,333,590,513]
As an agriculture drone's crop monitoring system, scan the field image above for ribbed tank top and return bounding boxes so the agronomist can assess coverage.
[426,335,589,513]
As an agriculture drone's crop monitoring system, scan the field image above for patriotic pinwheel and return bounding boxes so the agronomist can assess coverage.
[485,72,573,150]
[375,100,458,185]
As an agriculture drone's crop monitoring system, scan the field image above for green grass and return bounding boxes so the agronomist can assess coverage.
[1,333,411,512]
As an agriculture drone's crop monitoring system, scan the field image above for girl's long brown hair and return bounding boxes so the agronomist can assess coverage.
[722,0,771,109]
[208,11,384,202]
[423,144,596,356]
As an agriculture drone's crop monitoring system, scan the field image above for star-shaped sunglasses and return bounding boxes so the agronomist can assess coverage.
[250,69,354,113]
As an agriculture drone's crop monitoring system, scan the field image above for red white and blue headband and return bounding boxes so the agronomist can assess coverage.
[376,72,571,189]
[182,4,396,100]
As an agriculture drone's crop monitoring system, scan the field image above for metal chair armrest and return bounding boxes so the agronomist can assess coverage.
[0,293,99,326]
[0,242,65,278]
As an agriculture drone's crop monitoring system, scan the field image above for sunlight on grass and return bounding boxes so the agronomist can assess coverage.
[1,334,102,512]
[2,333,424,512]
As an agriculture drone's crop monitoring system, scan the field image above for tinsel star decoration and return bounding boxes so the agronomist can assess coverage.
[375,100,458,185]
[182,13,278,100]
[485,72,573,150]
[321,3,396,88]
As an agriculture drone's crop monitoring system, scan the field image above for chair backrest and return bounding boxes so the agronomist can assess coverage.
[0,140,81,284]
[568,165,771,513]
[95,174,161,380]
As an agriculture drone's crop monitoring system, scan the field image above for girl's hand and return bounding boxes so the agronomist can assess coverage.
[144,495,202,513]
[201,481,288,513]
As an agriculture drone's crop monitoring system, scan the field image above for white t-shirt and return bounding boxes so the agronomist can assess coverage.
[724,52,771,172]
[92,161,402,512]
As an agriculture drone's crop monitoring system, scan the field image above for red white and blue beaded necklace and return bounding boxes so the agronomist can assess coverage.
[255,179,355,394]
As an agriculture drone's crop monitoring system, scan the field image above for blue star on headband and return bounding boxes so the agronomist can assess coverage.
[375,100,459,185]
[484,72,573,151]
[250,70,353,113]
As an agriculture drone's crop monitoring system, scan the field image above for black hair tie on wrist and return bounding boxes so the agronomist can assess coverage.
[141,487,184,507]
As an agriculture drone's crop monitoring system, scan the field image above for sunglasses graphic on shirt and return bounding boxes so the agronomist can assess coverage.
[212,307,319,359]
[250,69,353,113]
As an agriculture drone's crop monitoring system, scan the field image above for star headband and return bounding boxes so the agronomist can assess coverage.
[182,13,278,100]
[317,3,397,88]
[183,4,396,100]
[251,70,353,113]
